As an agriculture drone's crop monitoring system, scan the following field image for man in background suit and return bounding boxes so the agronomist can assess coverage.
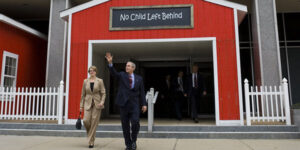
[172,71,187,120]
[105,53,147,150]
[160,74,172,118]
[186,64,207,123]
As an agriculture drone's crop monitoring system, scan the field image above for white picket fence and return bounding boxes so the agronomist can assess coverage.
[244,78,291,126]
[0,81,65,124]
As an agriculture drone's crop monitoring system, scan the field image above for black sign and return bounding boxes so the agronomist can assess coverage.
[109,5,194,31]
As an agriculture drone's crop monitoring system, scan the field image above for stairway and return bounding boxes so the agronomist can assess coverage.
[0,123,299,139]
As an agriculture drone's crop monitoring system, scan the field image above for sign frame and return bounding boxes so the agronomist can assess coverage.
[109,4,194,31]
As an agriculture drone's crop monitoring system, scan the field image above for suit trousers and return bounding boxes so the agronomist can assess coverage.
[190,88,200,119]
[119,99,140,147]
[83,102,102,145]
[174,91,184,120]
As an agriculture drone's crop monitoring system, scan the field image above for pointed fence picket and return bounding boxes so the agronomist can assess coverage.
[244,78,291,126]
[0,81,65,124]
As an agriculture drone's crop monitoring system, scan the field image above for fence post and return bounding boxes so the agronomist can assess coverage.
[58,81,64,124]
[244,79,251,126]
[147,88,154,133]
[282,78,291,125]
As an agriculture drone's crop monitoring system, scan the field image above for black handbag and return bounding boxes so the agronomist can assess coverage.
[75,112,82,130]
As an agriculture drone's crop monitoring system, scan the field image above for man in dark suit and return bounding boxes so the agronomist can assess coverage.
[159,74,172,117]
[172,71,187,120]
[105,53,147,150]
[186,64,207,123]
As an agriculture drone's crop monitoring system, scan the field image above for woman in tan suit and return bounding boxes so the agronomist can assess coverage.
[80,66,106,148]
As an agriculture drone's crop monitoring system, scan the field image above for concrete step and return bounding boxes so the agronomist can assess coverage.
[0,123,299,139]
[0,123,298,132]
[0,129,299,139]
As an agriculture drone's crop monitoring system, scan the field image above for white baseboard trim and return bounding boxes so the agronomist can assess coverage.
[65,119,82,125]
[218,120,243,126]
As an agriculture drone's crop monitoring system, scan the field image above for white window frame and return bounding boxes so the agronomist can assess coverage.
[1,51,19,88]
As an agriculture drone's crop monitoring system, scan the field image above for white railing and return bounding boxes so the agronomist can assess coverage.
[244,78,291,126]
[146,88,158,133]
[0,81,65,124]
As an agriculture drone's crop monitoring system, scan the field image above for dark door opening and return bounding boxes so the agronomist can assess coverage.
[108,61,215,119]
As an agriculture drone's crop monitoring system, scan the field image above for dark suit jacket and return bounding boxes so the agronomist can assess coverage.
[186,73,206,96]
[109,65,146,107]
[160,80,172,96]
[172,77,186,94]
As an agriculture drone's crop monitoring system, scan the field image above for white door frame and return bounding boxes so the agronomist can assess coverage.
[88,37,222,125]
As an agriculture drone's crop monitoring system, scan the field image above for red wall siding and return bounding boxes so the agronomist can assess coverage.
[69,0,240,120]
[0,22,47,87]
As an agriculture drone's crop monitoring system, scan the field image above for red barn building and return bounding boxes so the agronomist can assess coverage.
[60,0,247,126]
[0,14,47,88]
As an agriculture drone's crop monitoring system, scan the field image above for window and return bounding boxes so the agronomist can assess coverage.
[1,51,18,87]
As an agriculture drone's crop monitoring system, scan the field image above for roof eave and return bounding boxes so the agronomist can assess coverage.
[0,14,47,40]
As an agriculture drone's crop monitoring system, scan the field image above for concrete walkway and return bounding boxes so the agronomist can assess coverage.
[1,135,300,150]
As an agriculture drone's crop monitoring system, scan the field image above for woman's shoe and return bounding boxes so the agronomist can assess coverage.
[89,145,94,148]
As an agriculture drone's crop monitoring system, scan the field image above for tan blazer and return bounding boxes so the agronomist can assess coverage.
[80,78,106,110]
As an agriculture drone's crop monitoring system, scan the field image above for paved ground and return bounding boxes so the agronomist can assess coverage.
[1,135,300,150]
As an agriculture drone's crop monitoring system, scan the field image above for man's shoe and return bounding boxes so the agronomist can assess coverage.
[193,118,199,123]
[125,147,132,150]
[132,142,137,150]
[89,145,94,148]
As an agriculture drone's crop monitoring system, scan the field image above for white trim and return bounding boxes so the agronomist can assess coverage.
[0,14,47,40]
[1,51,19,88]
[204,0,247,12]
[65,14,72,124]
[60,0,247,19]
[234,9,244,126]
[272,0,282,82]
[89,37,218,44]
[212,39,220,126]
[66,119,83,125]
[60,0,110,19]
[218,120,242,126]
[87,37,222,126]
[46,0,54,86]
[62,0,70,82]
[88,42,93,78]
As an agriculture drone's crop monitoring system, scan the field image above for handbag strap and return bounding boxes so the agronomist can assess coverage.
[78,112,82,119]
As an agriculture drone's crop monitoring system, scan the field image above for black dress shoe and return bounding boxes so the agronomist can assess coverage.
[125,147,132,150]
[193,118,199,123]
[132,142,137,150]
[89,145,94,148]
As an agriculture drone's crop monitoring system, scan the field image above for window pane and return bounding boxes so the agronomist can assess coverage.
[2,54,17,87]
[277,14,284,41]
[239,14,250,42]
[8,57,12,66]
[12,59,16,66]
[8,67,12,76]
[5,58,9,66]
[12,68,16,76]
[9,78,14,86]
[4,77,15,87]
[4,66,8,75]
[287,48,300,104]
[284,13,300,41]
[4,77,8,87]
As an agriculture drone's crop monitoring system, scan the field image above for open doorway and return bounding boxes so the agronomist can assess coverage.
[89,38,219,125]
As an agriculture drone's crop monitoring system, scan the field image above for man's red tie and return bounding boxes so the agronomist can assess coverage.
[129,75,132,88]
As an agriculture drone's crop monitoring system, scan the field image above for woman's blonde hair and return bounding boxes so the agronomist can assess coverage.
[88,66,98,73]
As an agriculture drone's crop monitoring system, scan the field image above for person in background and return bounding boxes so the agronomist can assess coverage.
[186,64,207,123]
[160,74,173,118]
[172,71,187,121]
